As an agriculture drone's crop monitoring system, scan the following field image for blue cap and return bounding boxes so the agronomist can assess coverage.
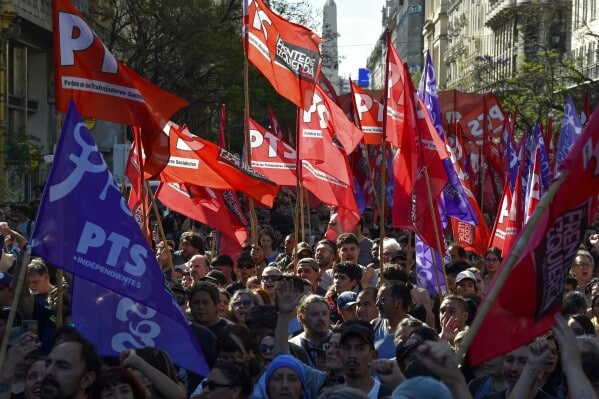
[392,376,451,399]
[337,291,357,309]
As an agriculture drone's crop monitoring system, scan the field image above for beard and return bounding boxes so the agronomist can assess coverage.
[39,376,76,399]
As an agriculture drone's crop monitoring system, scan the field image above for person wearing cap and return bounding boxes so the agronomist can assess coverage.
[395,336,424,373]
[456,270,478,297]
[297,258,326,296]
[211,254,236,285]
[296,242,314,261]
[338,321,393,398]
[391,376,452,399]
[201,269,227,288]
[337,292,358,323]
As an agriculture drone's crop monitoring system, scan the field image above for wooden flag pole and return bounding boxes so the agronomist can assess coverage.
[423,166,446,298]
[455,176,566,363]
[379,31,391,283]
[0,249,30,370]
[146,181,175,276]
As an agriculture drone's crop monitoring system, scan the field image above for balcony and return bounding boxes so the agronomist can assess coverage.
[10,0,51,31]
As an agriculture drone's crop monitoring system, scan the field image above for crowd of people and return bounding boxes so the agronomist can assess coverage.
[0,202,597,398]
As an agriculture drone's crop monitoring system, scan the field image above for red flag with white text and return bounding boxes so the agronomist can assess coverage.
[53,0,188,177]
[351,81,383,145]
[159,122,279,207]
[243,0,323,110]
[249,118,297,186]
[470,110,599,365]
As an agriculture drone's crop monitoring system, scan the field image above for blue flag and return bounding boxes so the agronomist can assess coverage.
[30,101,209,376]
[417,51,477,226]
[532,122,554,190]
[556,96,582,173]
[415,235,446,296]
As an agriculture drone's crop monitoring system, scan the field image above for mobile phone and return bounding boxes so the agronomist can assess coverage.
[21,320,39,335]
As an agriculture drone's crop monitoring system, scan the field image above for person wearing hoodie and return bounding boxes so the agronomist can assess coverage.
[252,355,311,399]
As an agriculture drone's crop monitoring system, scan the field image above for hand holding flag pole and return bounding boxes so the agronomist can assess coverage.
[145,180,175,276]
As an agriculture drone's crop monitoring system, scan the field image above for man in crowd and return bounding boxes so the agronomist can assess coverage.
[337,233,377,289]
[289,294,332,370]
[188,281,233,337]
[297,257,326,296]
[315,239,337,292]
[339,321,393,398]
[373,281,413,359]
[27,259,55,303]
[439,294,470,348]
[188,254,210,284]
[337,291,358,322]
[356,287,379,323]
[210,254,235,285]
[173,231,205,265]
[39,328,100,399]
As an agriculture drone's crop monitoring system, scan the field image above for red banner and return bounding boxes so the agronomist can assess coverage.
[53,0,188,177]
[249,118,297,186]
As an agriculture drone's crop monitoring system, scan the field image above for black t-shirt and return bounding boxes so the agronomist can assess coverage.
[206,317,234,338]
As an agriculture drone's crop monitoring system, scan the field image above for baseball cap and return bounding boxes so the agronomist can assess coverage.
[201,269,227,286]
[456,270,476,285]
[391,376,451,399]
[295,242,313,256]
[340,320,374,348]
[337,291,358,310]
[245,305,278,331]
[297,257,318,271]
[396,337,423,359]
[174,264,190,274]
[0,273,12,289]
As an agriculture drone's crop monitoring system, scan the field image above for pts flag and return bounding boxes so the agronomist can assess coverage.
[244,0,323,110]
[53,0,188,177]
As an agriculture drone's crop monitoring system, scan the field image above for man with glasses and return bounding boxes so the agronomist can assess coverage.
[571,250,596,303]
[235,253,257,286]
[373,281,413,359]
[261,266,282,301]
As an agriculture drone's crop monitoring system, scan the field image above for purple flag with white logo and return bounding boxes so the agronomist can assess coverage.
[502,120,520,191]
[417,51,477,226]
[556,96,582,173]
[30,101,208,376]
[532,122,554,190]
[415,235,446,296]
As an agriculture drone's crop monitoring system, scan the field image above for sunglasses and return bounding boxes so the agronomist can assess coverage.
[260,343,275,352]
[233,299,252,308]
[261,275,282,282]
[201,379,234,391]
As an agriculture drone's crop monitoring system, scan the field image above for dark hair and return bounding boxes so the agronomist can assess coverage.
[336,233,359,248]
[564,275,578,288]
[236,252,254,268]
[52,325,101,375]
[411,326,440,342]
[179,231,205,254]
[381,266,409,282]
[316,239,337,254]
[441,294,469,313]
[213,361,253,397]
[217,324,262,377]
[189,281,219,305]
[212,254,235,268]
[90,367,147,399]
[449,243,467,258]
[485,247,502,261]
[570,314,596,336]
[562,291,588,316]
[379,282,412,311]
[333,262,362,283]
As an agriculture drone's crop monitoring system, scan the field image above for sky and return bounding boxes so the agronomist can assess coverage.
[308,0,386,79]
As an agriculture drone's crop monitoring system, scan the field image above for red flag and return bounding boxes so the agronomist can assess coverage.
[267,106,285,140]
[53,0,188,177]
[525,147,542,223]
[156,183,248,255]
[489,168,523,257]
[159,122,279,207]
[249,118,297,186]
[124,139,150,243]
[350,81,383,145]
[470,110,599,365]
[298,85,364,184]
[244,0,323,110]
[318,72,341,105]
[219,104,226,148]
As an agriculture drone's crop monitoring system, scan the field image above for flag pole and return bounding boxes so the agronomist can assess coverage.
[455,176,566,362]
[243,1,258,245]
[379,31,391,282]
[145,181,175,276]
[422,166,446,298]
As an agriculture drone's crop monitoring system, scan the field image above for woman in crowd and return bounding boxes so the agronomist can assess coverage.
[227,289,260,326]
[260,229,281,264]
[90,366,148,399]
[217,288,231,318]
[252,355,311,399]
[482,247,502,292]
[192,361,253,399]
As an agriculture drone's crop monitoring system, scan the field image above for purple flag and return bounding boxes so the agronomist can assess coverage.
[417,51,477,226]
[415,235,446,296]
[556,96,582,173]
[30,101,209,376]
[532,122,554,190]
[502,119,520,191]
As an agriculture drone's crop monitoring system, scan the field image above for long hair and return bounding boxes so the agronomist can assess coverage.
[89,367,147,399]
